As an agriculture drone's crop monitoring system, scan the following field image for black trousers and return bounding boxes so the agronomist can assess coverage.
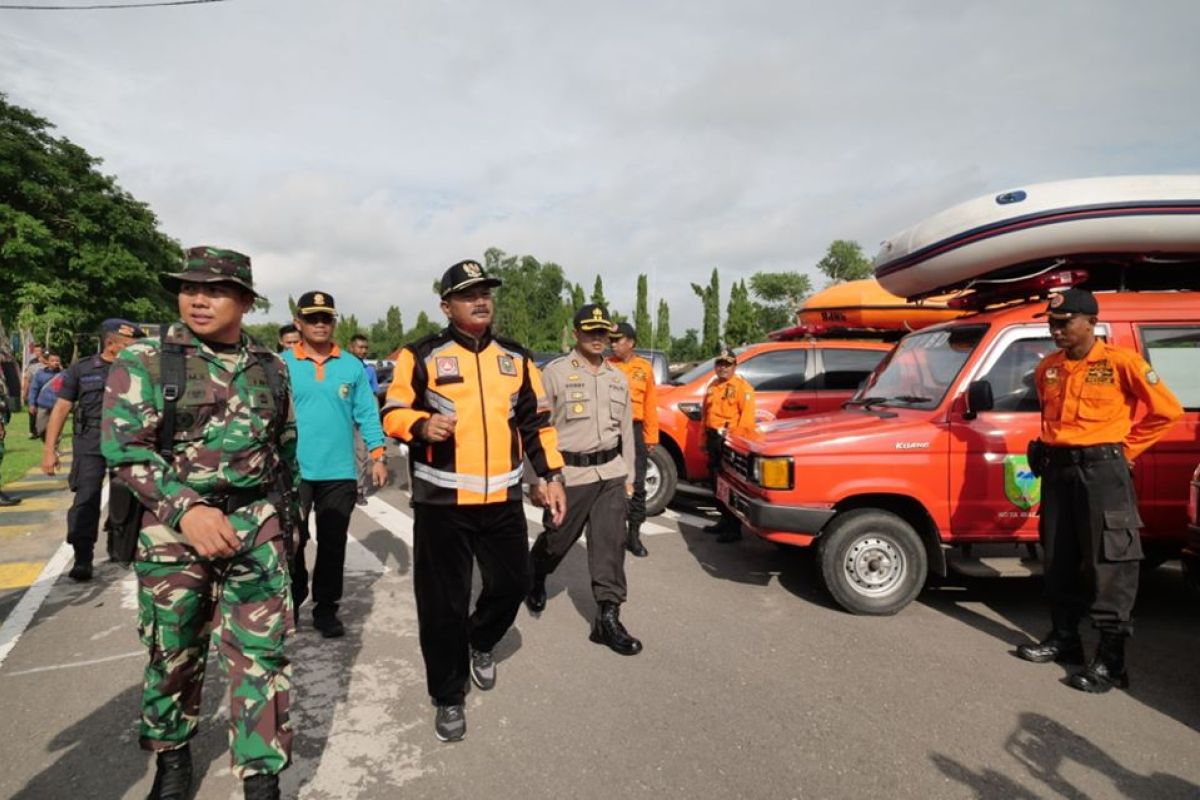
[300,479,358,618]
[705,428,738,527]
[627,421,648,527]
[66,452,106,562]
[413,501,531,706]
[1039,444,1143,635]
[531,478,628,604]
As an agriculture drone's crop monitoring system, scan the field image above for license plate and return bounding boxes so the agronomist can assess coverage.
[716,475,732,506]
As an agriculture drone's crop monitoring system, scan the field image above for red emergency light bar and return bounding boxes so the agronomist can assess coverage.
[768,324,829,340]
[945,269,1090,310]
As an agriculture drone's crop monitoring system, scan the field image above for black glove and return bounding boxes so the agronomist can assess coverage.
[1026,439,1045,478]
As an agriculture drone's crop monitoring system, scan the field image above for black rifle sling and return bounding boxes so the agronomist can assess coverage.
[157,323,185,461]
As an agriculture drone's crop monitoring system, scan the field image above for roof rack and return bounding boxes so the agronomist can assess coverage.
[766,324,907,342]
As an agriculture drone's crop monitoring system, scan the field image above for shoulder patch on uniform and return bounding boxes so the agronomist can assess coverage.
[1146,368,1160,385]
[497,355,517,376]
[435,356,460,379]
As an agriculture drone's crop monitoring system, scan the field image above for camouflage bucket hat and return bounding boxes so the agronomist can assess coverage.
[161,246,259,297]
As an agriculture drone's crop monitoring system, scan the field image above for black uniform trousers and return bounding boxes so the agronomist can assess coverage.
[300,479,358,619]
[705,428,739,527]
[413,501,531,706]
[1039,443,1143,635]
[531,477,628,605]
[627,421,648,527]
[66,451,106,563]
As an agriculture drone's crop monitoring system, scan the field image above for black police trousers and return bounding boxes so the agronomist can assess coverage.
[1039,444,1143,635]
[705,428,738,527]
[627,421,649,526]
[531,477,628,605]
[413,501,531,706]
[66,452,106,563]
[300,479,358,619]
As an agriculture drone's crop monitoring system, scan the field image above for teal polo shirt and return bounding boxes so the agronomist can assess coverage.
[283,343,386,481]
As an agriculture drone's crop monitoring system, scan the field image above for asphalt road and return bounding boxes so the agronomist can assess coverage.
[1,453,1199,799]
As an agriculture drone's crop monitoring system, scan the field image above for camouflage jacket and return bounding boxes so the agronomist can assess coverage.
[101,322,300,563]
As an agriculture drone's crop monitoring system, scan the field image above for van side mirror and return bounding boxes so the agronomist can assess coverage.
[964,380,994,420]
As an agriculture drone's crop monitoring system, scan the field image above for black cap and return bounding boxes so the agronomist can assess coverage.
[573,304,615,332]
[101,318,145,338]
[611,322,637,341]
[715,347,737,364]
[1035,288,1099,319]
[297,291,337,316]
[440,260,502,298]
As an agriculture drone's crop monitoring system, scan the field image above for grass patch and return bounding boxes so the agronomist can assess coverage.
[2,410,73,487]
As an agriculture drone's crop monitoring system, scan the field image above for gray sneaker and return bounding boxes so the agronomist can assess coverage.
[435,704,466,742]
[470,648,496,690]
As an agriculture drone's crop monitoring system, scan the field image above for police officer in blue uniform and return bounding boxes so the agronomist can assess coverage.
[42,318,145,580]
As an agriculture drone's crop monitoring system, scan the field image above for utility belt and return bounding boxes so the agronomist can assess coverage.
[1043,443,1124,468]
[561,444,620,468]
[201,486,269,515]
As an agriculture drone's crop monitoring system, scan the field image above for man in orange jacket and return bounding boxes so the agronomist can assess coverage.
[608,322,658,557]
[1017,289,1182,694]
[382,259,566,742]
[702,347,756,542]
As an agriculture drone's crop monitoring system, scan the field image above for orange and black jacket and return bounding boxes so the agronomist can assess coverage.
[382,326,563,505]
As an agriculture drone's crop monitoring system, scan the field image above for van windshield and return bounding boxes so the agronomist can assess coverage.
[849,324,988,409]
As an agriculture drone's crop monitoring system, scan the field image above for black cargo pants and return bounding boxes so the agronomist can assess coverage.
[531,477,629,604]
[66,452,107,563]
[626,421,649,527]
[1039,443,1143,635]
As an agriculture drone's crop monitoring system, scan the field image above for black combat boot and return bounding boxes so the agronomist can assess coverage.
[626,522,648,557]
[146,744,192,800]
[0,490,20,507]
[1068,631,1130,693]
[1016,630,1084,664]
[590,601,643,655]
[525,572,547,614]
[243,773,281,800]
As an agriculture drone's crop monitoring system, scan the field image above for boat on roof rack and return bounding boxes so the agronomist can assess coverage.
[872,175,1200,300]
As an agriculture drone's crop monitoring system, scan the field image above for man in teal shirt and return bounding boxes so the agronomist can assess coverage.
[283,291,388,637]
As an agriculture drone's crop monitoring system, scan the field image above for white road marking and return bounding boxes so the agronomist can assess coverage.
[661,508,716,529]
[3,649,144,677]
[0,484,111,670]
[359,494,414,549]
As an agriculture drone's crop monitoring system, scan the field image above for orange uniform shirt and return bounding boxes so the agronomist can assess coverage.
[1035,339,1183,462]
[607,355,659,445]
[702,374,756,433]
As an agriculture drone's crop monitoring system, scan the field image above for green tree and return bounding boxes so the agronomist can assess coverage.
[333,313,361,349]
[749,270,813,333]
[653,298,671,353]
[0,93,179,356]
[403,311,442,344]
[367,305,404,357]
[244,321,288,350]
[690,268,721,356]
[816,239,872,286]
[671,329,703,362]
[634,274,652,343]
[591,275,607,308]
[569,282,586,309]
[484,247,573,351]
[724,280,761,346]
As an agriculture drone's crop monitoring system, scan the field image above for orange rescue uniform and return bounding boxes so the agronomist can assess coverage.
[702,374,756,434]
[607,355,659,445]
[1035,339,1183,461]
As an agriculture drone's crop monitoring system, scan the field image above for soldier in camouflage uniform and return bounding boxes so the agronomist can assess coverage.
[0,365,16,506]
[101,247,298,800]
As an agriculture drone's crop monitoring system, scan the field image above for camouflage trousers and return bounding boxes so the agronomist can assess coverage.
[135,537,293,779]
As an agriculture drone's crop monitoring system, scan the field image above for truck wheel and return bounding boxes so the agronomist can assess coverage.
[818,509,927,616]
[644,447,678,516]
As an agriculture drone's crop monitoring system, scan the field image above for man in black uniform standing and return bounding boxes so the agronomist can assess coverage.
[42,318,145,580]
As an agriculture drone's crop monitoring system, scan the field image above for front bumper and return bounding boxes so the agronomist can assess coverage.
[717,475,836,544]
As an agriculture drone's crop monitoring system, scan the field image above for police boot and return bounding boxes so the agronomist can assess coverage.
[1068,631,1130,693]
[243,773,281,800]
[1016,630,1084,664]
[525,573,547,614]
[0,490,20,507]
[626,521,648,558]
[146,744,192,800]
[590,601,643,655]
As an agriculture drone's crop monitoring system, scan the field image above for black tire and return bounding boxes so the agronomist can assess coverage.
[644,447,678,516]
[817,509,928,616]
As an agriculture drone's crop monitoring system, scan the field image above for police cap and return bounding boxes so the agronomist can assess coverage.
[440,260,502,299]
[101,318,146,339]
[715,347,737,364]
[297,291,337,316]
[573,304,615,332]
[611,321,637,341]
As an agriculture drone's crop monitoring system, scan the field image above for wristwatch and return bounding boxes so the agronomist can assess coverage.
[373,453,388,465]
[545,472,565,484]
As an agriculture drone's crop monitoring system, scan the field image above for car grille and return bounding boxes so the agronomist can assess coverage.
[722,442,754,482]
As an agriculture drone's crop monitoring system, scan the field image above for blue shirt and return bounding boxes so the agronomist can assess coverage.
[283,343,386,481]
[360,359,379,394]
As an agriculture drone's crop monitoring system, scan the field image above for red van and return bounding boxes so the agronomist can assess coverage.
[718,275,1200,615]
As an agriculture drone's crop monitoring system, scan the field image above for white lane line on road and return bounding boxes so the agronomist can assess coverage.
[0,543,73,669]
[661,508,716,529]
[3,649,143,678]
[359,494,414,549]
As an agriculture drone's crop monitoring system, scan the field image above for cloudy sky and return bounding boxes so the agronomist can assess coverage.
[3,0,1198,336]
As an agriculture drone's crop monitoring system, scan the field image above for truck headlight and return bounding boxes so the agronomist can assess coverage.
[755,456,793,490]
